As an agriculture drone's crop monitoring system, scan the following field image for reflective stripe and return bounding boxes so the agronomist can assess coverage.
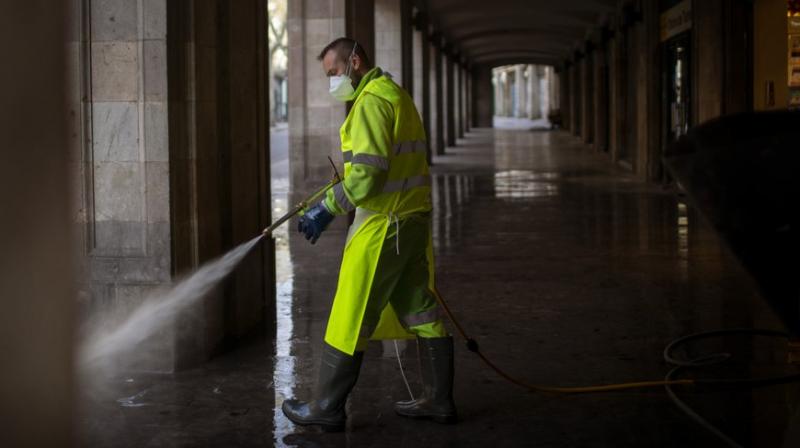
[333,183,356,212]
[382,174,431,194]
[343,151,353,163]
[401,307,441,328]
[352,153,390,170]
[393,140,426,155]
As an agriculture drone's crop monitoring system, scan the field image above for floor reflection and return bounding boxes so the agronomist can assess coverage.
[75,127,799,447]
[271,192,297,447]
[431,173,476,253]
[493,170,560,199]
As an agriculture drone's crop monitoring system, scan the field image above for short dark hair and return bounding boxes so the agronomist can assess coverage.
[317,37,371,67]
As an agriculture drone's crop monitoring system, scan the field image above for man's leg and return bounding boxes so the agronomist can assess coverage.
[281,343,364,431]
[389,219,457,423]
[282,227,406,431]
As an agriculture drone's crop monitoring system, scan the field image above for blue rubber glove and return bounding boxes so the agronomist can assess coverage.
[297,202,335,244]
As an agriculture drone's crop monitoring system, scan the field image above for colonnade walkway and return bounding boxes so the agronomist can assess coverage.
[81,128,799,447]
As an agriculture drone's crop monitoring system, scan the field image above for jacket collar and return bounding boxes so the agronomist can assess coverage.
[352,67,383,100]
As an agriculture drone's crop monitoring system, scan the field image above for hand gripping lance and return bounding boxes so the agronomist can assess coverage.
[262,157,342,237]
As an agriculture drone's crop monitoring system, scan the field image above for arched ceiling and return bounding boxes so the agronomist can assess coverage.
[422,0,617,67]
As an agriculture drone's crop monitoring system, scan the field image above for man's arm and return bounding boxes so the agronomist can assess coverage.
[323,93,393,215]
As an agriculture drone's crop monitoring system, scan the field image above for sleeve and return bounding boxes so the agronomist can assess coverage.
[323,93,394,215]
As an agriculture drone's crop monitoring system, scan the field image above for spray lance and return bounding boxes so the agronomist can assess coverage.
[262,157,342,237]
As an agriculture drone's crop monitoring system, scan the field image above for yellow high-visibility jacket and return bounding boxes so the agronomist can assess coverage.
[322,67,434,355]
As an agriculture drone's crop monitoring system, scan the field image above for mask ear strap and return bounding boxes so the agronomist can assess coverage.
[346,42,358,77]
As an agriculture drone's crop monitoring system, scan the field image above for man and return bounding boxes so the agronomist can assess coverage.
[281,37,457,431]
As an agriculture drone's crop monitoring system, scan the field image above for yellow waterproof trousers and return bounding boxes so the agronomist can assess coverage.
[324,210,447,355]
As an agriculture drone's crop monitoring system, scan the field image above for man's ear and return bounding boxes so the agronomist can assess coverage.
[351,54,361,72]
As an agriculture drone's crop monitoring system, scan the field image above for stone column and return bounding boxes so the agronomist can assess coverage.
[560,64,570,132]
[431,37,445,155]
[594,45,609,152]
[514,65,525,117]
[493,70,502,116]
[529,64,542,119]
[72,0,173,370]
[457,63,466,137]
[168,0,274,368]
[507,68,515,116]
[1,2,74,446]
[539,66,550,119]
[582,51,595,144]
[451,58,458,140]
[400,0,413,92]
[375,0,402,83]
[461,64,472,133]
[444,53,458,146]
[570,61,581,136]
[346,0,375,64]
[549,67,560,119]
[289,0,348,190]
[609,32,623,161]
[473,65,494,127]
[445,52,456,147]
[633,0,660,179]
[413,12,431,163]
[525,65,534,118]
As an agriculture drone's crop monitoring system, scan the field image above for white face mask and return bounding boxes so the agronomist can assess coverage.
[329,43,357,102]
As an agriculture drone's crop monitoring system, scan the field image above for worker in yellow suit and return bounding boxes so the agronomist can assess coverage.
[281,38,457,431]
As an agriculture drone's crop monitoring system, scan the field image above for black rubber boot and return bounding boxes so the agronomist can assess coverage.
[394,336,457,423]
[282,343,364,432]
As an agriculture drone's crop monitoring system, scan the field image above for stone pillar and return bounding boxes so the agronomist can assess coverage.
[560,64,570,131]
[431,37,445,155]
[400,0,413,92]
[548,67,560,119]
[346,0,375,64]
[444,51,455,148]
[570,62,581,135]
[504,68,511,116]
[594,45,609,152]
[529,64,542,119]
[455,61,464,138]
[493,70,503,116]
[693,0,723,124]
[633,0,660,180]
[455,61,462,139]
[581,52,595,144]
[525,65,534,118]
[71,0,173,370]
[514,65,525,117]
[289,0,348,190]
[1,2,74,446]
[412,25,424,110]
[473,65,494,127]
[609,31,623,161]
[461,64,472,133]
[413,12,431,163]
[374,0,402,83]
[539,66,550,119]
[167,0,273,368]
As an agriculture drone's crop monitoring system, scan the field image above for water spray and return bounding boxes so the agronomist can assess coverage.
[80,158,342,369]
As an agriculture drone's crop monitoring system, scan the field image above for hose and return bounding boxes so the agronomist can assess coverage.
[432,285,692,392]
[430,285,800,446]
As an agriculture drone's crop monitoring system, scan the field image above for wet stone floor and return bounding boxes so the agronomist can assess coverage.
[80,128,800,447]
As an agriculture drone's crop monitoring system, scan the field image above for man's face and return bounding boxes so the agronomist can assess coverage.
[322,50,349,77]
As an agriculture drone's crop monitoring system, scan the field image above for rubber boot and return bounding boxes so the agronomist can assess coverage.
[394,336,457,423]
[282,342,364,432]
